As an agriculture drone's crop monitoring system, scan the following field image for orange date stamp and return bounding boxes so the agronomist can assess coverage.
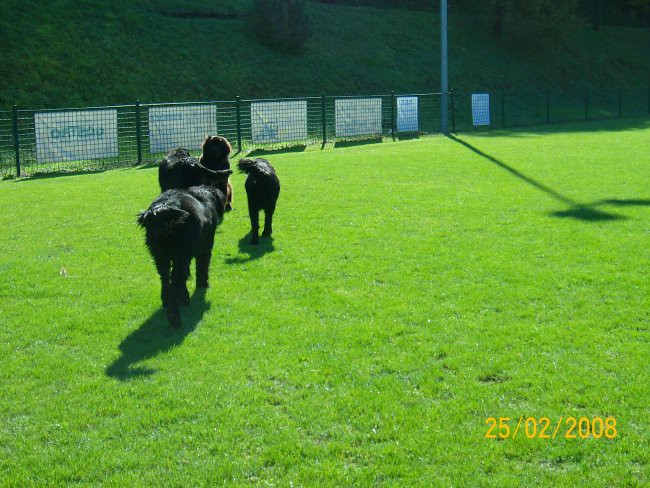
[485,416,617,440]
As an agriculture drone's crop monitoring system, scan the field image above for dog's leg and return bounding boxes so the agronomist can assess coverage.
[171,254,192,309]
[166,304,181,329]
[225,180,233,212]
[154,256,171,308]
[196,235,214,288]
[249,206,260,245]
[262,204,276,238]
[195,252,212,288]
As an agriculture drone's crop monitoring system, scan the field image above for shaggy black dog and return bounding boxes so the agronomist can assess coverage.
[158,147,220,192]
[138,168,232,328]
[238,158,280,245]
[199,136,234,212]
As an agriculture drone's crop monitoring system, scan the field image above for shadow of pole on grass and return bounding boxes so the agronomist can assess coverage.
[446,134,627,222]
[105,288,210,381]
[224,232,275,265]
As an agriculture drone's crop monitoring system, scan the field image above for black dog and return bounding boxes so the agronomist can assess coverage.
[237,158,280,245]
[199,136,234,211]
[158,147,220,192]
[138,169,232,328]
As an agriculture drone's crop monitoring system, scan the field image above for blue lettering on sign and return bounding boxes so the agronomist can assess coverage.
[149,113,184,123]
[50,125,105,141]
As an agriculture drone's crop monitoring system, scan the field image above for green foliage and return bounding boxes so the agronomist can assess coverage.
[0,1,648,108]
[0,119,649,484]
[250,0,311,52]
[314,0,432,9]
[485,0,580,38]
[619,0,650,25]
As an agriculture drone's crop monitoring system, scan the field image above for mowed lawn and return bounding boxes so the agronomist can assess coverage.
[0,118,648,486]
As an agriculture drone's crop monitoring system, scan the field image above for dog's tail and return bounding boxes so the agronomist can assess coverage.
[238,158,272,176]
[137,204,190,235]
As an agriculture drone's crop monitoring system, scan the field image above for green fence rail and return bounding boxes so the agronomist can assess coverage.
[0,86,648,178]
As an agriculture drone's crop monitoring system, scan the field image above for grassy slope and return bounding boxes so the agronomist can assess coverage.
[0,0,649,108]
[0,119,648,485]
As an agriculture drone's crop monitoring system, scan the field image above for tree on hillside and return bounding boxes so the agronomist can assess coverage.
[614,0,650,25]
[486,0,579,38]
[250,0,311,52]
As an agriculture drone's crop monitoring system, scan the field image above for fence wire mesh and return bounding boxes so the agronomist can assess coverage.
[12,106,138,176]
[1,86,648,178]
[0,111,14,177]
[452,86,649,132]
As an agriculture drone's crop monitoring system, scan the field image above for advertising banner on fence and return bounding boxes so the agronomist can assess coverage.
[34,109,118,163]
[148,105,217,154]
[335,98,382,138]
[397,96,419,133]
[251,100,308,144]
[472,93,491,126]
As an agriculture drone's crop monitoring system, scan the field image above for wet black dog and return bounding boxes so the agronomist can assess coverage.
[138,168,232,328]
[158,147,219,192]
[199,136,234,211]
[238,158,280,245]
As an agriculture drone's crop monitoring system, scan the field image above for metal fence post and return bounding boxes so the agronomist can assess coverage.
[450,90,456,133]
[12,105,20,177]
[321,94,327,145]
[236,96,242,151]
[390,91,396,141]
[135,100,143,164]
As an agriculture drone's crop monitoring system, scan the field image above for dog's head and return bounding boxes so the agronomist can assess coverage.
[200,136,232,170]
[203,167,233,198]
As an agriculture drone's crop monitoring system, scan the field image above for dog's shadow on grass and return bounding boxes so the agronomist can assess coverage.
[105,289,209,381]
[224,232,275,264]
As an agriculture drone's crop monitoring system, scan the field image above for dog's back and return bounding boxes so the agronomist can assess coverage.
[139,186,224,236]
[138,189,204,255]
[159,148,220,192]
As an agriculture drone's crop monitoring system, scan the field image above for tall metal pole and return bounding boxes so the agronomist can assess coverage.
[440,0,449,134]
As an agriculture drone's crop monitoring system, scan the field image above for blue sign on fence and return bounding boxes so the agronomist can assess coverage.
[397,96,418,133]
[34,109,118,163]
[148,105,217,154]
[335,98,382,138]
[472,93,491,126]
[251,100,308,144]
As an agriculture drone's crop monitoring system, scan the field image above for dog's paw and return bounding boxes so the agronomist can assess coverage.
[167,310,181,328]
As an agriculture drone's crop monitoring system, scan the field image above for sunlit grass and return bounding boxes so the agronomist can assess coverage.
[0,118,648,485]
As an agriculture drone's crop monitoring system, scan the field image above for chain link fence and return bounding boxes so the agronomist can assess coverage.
[451,86,650,131]
[0,86,648,178]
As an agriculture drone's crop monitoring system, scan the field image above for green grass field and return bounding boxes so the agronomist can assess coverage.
[0,119,648,486]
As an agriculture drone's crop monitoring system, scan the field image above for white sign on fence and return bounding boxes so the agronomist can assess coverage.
[472,93,491,126]
[335,98,382,138]
[251,100,308,144]
[34,109,118,163]
[397,96,419,132]
[148,105,217,154]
